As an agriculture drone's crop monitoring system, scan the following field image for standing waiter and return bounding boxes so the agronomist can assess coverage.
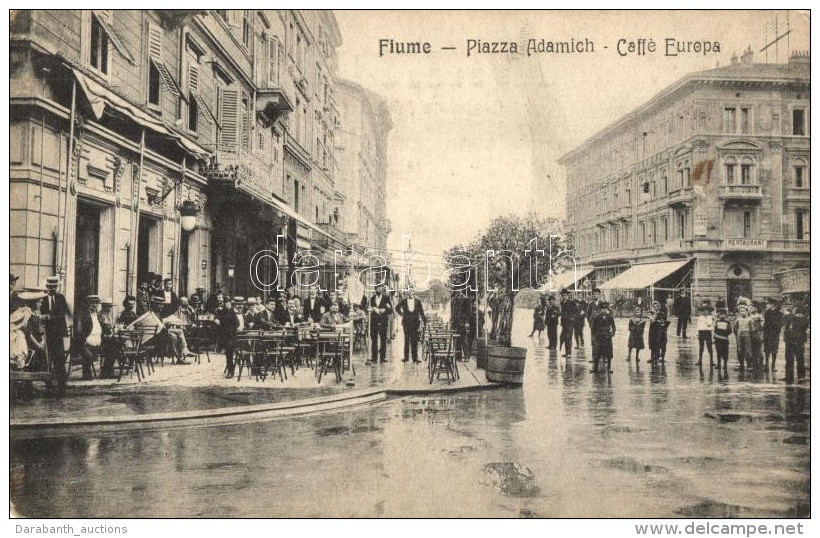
[41,276,70,395]
[395,288,426,363]
[365,284,392,364]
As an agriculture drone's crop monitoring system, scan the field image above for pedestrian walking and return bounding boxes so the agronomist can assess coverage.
[674,290,691,338]
[695,304,715,366]
[395,288,426,363]
[366,284,392,364]
[529,295,546,339]
[544,295,560,350]
[559,289,576,357]
[713,307,732,371]
[586,288,603,361]
[573,298,586,349]
[749,304,765,370]
[733,304,752,370]
[215,297,240,378]
[782,304,809,384]
[590,300,616,373]
[41,275,70,395]
[762,298,784,371]
[627,307,646,363]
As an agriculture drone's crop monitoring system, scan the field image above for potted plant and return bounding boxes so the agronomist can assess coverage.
[446,214,567,383]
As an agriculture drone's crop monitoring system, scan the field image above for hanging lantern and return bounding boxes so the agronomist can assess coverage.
[180,200,199,232]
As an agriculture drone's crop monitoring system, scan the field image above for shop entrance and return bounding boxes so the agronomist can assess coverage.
[73,200,101,309]
[726,265,753,309]
[137,214,159,288]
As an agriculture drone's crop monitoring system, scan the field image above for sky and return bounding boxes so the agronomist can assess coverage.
[333,10,810,273]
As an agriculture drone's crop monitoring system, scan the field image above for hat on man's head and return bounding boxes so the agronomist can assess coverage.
[560,288,569,295]
[246,297,257,305]
[100,298,113,306]
[189,295,202,305]
[600,300,610,308]
[195,286,206,292]
[10,273,20,284]
[716,307,728,314]
[547,295,555,301]
[86,294,102,304]
[163,278,172,284]
[122,295,136,307]
[46,276,60,287]
[233,296,245,305]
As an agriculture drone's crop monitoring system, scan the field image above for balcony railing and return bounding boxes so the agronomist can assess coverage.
[202,143,278,202]
[667,187,693,207]
[717,184,762,201]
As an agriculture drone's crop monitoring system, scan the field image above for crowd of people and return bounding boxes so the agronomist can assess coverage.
[529,287,810,383]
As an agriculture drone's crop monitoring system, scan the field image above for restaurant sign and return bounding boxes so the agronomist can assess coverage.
[725,238,767,249]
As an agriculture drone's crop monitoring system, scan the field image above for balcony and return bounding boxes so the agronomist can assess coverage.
[256,88,293,127]
[202,144,277,203]
[666,187,693,208]
[717,184,762,203]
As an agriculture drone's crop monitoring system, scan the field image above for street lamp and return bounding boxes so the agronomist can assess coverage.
[180,200,199,232]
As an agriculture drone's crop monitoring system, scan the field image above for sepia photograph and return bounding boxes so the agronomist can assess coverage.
[7,7,812,523]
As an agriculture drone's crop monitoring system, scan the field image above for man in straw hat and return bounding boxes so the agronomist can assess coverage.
[41,275,70,394]
[733,303,752,371]
[10,273,25,313]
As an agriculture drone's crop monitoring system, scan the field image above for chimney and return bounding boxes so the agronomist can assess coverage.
[789,50,810,66]
[740,45,754,66]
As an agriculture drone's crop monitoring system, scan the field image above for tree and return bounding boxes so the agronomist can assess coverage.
[445,214,568,346]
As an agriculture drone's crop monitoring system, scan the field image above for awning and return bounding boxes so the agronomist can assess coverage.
[267,196,342,247]
[599,259,691,291]
[72,68,210,160]
[541,267,595,292]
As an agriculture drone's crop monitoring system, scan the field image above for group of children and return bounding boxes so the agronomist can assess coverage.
[625,304,671,364]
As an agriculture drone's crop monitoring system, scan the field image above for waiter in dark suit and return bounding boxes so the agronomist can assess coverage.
[41,275,70,395]
[365,284,392,364]
[303,286,326,323]
[215,297,241,378]
[395,288,427,363]
[159,278,180,318]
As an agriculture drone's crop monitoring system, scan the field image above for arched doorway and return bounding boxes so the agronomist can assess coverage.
[726,264,752,308]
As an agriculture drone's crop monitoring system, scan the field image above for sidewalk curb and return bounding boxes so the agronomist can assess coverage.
[11,379,506,438]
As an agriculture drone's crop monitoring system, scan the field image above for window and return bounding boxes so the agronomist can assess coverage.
[89,13,110,74]
[725,162,735,184]
[148,61,161,106]
[795,210,809,240]
[242,10,252,49]
[294,179,300,212]
[639,221,646,245]
[740,107,750,134]
[267,36,280,85]
[661,217,668,242]
[740,160,753,184]
[723,107,736,133]
[794,161,806,187]
[188,91,198,132]
[651,220,657,244]
[661,171,668,195]
[743,211,752,239]
[678,211,686,239]
[147,22,181,108]
[241,92,251,150]
[793,109,806,136]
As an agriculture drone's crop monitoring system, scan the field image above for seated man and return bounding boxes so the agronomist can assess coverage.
[151,296,194,364]
[320,302,348,329]
[349,304,367,336]
[74,295,104,380]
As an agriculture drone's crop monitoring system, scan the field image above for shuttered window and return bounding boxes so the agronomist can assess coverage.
[147,22,181,100]
[219,87,239,148]
[267,36,279,85]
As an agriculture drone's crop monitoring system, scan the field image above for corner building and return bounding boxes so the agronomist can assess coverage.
[561,51,810,307]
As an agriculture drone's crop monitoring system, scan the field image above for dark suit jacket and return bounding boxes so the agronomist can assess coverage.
[41,292,70,338]
[367,294,393,327]
[303,297,326,323]
[159,291,180,319]
[215,307,240,344]
[395,298,426,331]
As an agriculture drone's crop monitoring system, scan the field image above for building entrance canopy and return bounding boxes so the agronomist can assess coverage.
[599,259,691,291]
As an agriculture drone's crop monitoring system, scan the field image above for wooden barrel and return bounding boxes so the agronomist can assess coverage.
[486,345,527,385]
[476,338,499,369]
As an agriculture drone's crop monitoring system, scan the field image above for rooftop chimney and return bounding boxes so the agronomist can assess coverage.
[789,50,810,66]
[740,45,754,66]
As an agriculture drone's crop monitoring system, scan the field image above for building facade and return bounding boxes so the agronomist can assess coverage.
[10,9,358,313]
[562,50,810,307]
[336,79,392,253]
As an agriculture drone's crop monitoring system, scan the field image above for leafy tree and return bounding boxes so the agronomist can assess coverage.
[445,214,568,346]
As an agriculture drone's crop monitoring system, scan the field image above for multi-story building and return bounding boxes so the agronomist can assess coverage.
[561,50,810,307]
[337,79,392,253]
[9,9,349,311]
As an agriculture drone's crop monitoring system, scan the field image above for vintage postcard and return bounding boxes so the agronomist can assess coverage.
[8,8,811,526]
